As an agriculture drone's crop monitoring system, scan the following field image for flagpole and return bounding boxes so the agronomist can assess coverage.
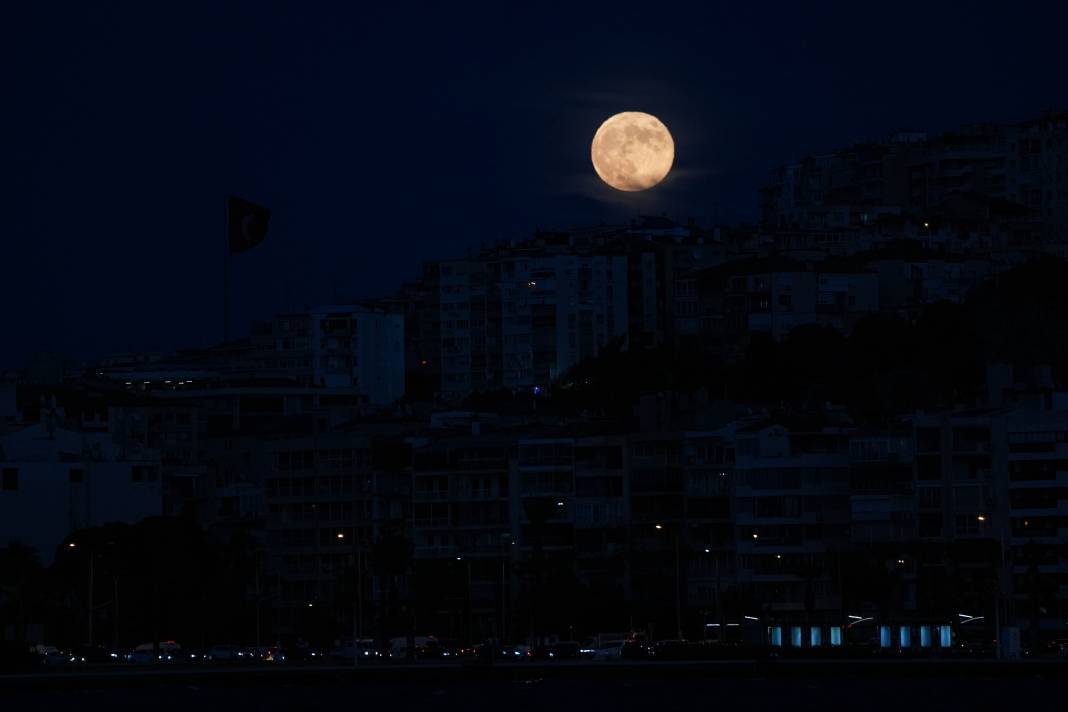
[224,195,230,342]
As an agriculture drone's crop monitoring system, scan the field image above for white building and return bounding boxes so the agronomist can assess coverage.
[498,253,628,389]
[0,423,161,564]
[267,305,405,405]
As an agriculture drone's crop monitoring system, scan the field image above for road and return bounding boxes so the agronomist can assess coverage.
[3,661,1066,711]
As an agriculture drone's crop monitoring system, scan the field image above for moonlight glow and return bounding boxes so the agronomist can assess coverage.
[591,111,674,191]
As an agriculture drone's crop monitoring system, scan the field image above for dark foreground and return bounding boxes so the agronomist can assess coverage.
[3,662,1066,711]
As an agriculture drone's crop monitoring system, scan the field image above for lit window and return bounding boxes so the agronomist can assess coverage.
[769,627,782,647]
[879,626,891,648]
[790,627,802,647]
[829,627,842,647]
[920,626,932,648]
[810,627,822,647]
[899,626,911,648]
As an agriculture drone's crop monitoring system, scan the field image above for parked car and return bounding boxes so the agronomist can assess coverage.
[41,647,83,666]
[620,640,649,660]
[207,644,249,661]
[330,638,379,662]
[498,644,530,659]
[593,640,625,660]
[649,639,691,660]
[72,644,121,664]
[547,641,582,659]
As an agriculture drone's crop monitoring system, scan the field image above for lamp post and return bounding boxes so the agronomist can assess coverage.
[337,531,363,668]
[977,514,1007,660]
[656,524,683,640]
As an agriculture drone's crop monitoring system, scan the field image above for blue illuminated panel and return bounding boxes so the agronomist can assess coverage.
[810,627,822,647]
[829,626,842,646]
[790,626,802,647]
[769,626,782,646]
[920,626,931,647]
[879,626,891,648]
[899,626,911,648]
[939,625,952,647]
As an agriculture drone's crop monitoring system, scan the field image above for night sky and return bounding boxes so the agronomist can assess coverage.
[6,1,1066,367]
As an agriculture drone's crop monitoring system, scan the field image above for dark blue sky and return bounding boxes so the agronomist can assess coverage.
[5,1,1066,367]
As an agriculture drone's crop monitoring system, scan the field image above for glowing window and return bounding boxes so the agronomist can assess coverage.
[879,626,891,648]
[829,626,842,646]
[810,627,822,647]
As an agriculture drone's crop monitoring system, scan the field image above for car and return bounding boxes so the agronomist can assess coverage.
[245,646,270,661]
[547,641,582,660]
[207,644,248,661]
[183,649,208,663]
[42,648,83,666]
[620,640,649,660]
[125,649,157,665]
[498,644,530,660]
[649,639,692,660]
[593,640,625,660]
[330,638,379,662]
[72,644,121,664]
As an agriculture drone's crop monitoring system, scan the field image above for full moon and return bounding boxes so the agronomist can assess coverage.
[591,111,674,192]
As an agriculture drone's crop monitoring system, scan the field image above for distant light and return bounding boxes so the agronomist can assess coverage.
[775,554,781,560]
[976,515,987,522]
[527,281,536,288]
[556,501,564,507]
[704,548,710,554]
[655,524,664,530]
[420,360,429,366]
[67,542,77,548]
[896,559,906,564]
[848,615,863,621]
[744,615,758,621]
[456,556,462,561]
[533,386,542,395]
[751,533,759,539]
[923,222,930,228]
[336,532,345,540]
[308,603,314,608]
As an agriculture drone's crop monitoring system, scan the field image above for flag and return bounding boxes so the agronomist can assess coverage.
[227,195,270,255]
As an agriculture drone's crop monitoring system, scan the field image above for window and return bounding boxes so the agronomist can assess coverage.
[69,468,84,484]
[2,468,17,491]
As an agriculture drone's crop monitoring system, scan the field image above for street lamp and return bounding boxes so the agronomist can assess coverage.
[656,524,683,641]
[976,514,1007,660]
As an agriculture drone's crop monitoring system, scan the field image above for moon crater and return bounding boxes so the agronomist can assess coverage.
[591,111,674,192]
